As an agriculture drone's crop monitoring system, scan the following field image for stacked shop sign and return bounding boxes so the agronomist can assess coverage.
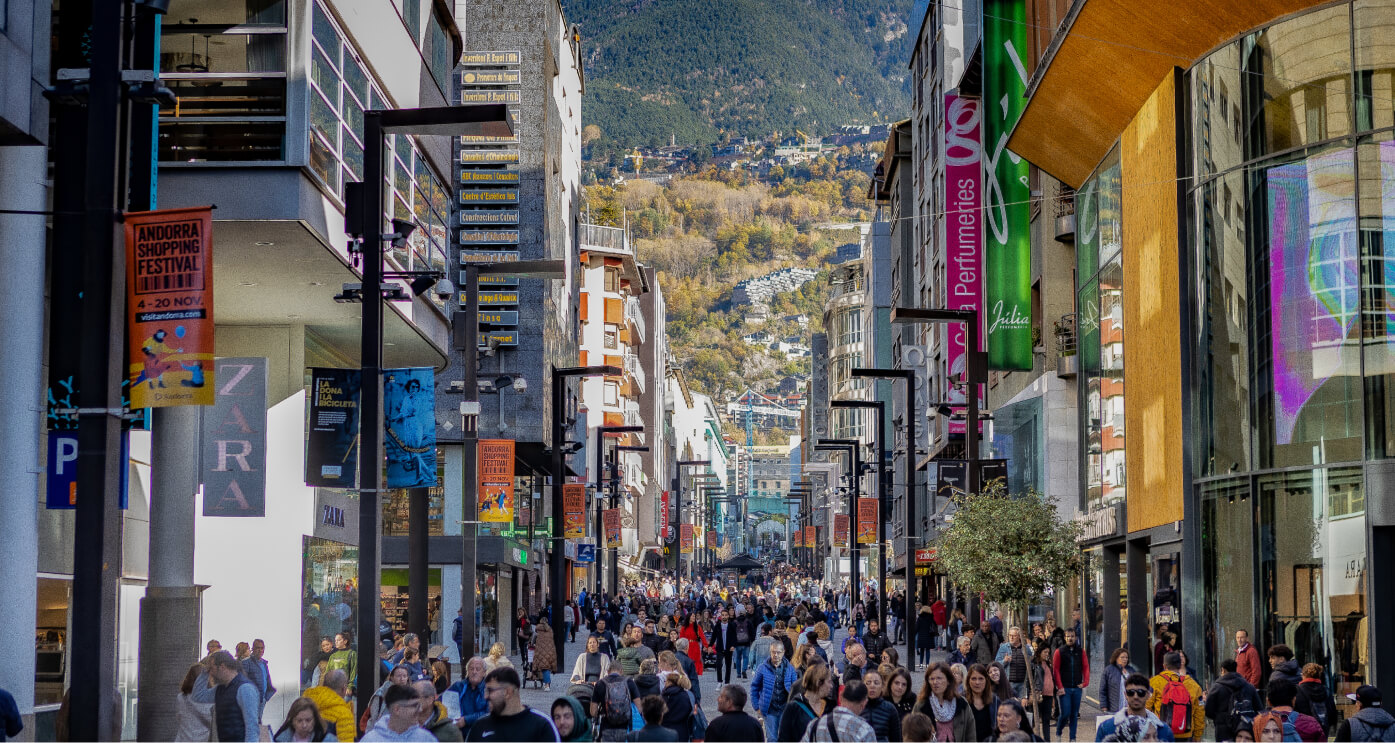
[457,51,522,348]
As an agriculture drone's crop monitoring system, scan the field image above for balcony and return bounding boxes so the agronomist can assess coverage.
[624,399,643,427]
[624,352,646,393]
[579,223,632,255]
[625,298,646,342]
[1055,313,1078,377]
[1054,186,1076,242]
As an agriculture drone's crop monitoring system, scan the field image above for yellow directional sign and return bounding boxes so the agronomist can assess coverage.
[461,51,520,66]
[460,170,519,184]
[461,69,521,86]
[460,90,520,105]
[458,190,518,204]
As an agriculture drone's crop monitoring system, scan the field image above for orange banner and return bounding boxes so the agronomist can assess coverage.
[478,439,515,522]
[856,497,878,544]
[833,514,849,547]
[603,508,622,548]
[125,206,215,408]
[806,526,817,548]
[563,483,586,538]
[680,523,694,554]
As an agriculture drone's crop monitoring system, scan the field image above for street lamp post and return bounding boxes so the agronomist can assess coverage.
[594,425,642,595]
[352,104,510,721]
[675,460,711,579]
[850,367,917,664]
[833,400,887,630]
[612,444,649,592]
[550,364,622,663]
[891,307,987,625]
[815,439,860,597]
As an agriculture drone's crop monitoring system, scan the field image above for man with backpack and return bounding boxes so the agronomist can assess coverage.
[1260,678,1323,742]
[1205,658,1262,741]
[592,666,641,741]
[1147,651,1205,741]
[732,606,755,680]
[1338,685,1395,741]
[1095,674,1174,742]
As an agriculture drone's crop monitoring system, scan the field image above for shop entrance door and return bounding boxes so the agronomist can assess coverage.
[1147,550,1182,672]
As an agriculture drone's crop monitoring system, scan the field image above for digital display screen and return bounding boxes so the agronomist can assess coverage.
[1266,149,1358,445]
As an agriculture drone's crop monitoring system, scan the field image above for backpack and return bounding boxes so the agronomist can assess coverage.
[1159,676,1194,736]
[1351,717,1395,742]
[1227,688,1257,735]
[736,620,752,645]
[604,676,634,729]
[1275,711,1301,742]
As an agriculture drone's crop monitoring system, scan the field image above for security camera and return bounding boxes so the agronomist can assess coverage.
[434,277,455,300]
[512,377,528,393]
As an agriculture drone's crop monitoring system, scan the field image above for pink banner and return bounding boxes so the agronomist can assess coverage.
[944,93,983,435]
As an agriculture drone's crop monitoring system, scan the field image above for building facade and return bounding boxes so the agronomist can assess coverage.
[1012,0,1395,704]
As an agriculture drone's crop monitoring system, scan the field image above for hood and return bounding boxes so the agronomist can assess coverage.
[1355,707,1395,727]
[1274,660,1301,676]
[635,673,662,697]
[368,715,430,742]
[1216,673,1249,692]
[537,623,553,635]
[920,605,933,614]
[555,696,592,742]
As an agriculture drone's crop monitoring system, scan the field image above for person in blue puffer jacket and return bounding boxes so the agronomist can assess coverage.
[747,643,798,742]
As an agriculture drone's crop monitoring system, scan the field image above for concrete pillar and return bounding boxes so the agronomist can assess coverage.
[137,405,204,741]
[0,145,48,727]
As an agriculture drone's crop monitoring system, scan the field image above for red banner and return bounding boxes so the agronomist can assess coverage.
[680,523,694,554]
[478,439,515,522]
[915,548,937,564]
[805,526,817,548]
[708,529,717,547]
[603,508,622,548]
[125,206,215,408]
[856,497,878,544]
[833,514,849,547]
[563,483,586,538]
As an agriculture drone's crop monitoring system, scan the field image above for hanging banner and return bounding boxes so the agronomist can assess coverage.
[201,357,268,516]
[856,497,878,544]
[305,368,361,488]
[945,93,986,431]
[983,0,1033,370]
[563,483,587,538]
[478,439,516,522]
[383,368,437,488]
[125,206,215,408]
[708,529,718,548]
[833,514,849,547]
[660,490,670,540]
[680,523,694,554]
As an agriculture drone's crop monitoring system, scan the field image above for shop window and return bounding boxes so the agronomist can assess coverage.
[1201,479,1256,673]
[1258,466,1366,721]
[300,536,359,691]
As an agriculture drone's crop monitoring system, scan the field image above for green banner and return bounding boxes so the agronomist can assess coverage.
[982,0,1033,370]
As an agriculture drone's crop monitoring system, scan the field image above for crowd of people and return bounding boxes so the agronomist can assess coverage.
[159,571,1392,743]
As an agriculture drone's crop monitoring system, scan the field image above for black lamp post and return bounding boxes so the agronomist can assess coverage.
[832,399,887,629]
[594,425,643,594]
[351,103,510,722]
[815,439,860,596]
[850,367,917,663]
[550,364,622,663]
[611,443,649,592]
[675,460,711,578]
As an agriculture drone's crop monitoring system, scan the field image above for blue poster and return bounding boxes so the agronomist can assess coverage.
[384,367,437,488]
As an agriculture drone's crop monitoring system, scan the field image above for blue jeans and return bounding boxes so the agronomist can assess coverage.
[1057,687,1083,739]
[762,712,781,742]
[541,670,552,685]
[735,645,750,676]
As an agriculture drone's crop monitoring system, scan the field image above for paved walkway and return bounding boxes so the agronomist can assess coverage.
[491,625,1103,741]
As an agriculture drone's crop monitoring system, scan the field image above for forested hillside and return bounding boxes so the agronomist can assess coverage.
[585,154,878,401]
[564,0,914,146]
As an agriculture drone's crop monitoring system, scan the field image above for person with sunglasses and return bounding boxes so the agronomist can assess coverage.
[1094,674,1174,742]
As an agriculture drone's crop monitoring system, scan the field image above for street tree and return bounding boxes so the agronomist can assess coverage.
[934,483,1082,622]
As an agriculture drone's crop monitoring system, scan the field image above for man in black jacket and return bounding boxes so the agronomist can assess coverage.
[705,685,765,743]
[1204,658,1263,741]
[713,609,737,683]
[861,617,890,663]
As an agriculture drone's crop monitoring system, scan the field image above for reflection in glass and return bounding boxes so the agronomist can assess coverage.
[1079,278,1102,511]
[1249,5,1352,159]
[1201,479,1254,674]
[1354,0,1395,132]
[1191,40,1246,180]
[1195,170,1252,475]
[1099,257,1125,505]
[1362,135,1395,455]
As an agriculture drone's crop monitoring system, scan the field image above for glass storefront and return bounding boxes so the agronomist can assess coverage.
[1187,0,1392,697]
[301,537,358,690]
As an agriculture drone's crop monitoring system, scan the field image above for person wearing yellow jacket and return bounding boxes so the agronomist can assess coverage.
[1148,652,1206,741]
[303,670,356,741]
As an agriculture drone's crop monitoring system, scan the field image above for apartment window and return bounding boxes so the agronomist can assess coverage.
[158,0,288,161]
[425,10,452,96]
[400,0,421,43]
[604,381,620,406]
[604,267,620,292]
[603,324,619,350]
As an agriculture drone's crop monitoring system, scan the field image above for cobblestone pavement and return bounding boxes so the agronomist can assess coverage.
[488,625,1102,741]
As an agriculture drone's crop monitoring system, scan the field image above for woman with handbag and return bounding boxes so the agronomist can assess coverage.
[1031,644,1056,741]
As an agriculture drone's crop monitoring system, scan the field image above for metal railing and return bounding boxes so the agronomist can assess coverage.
[1054,186,1077,219]
[580,222,631,253]
[625,353,646,393]
[626,298,646,341]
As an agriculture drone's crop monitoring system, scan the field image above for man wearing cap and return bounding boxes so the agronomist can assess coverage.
[1338,685,1395,741]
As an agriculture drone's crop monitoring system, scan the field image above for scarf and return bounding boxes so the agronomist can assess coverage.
[928,695,957,723]
[1108,709,1164,742]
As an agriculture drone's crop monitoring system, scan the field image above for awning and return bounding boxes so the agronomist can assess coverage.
[1008,0,1318,187]
[716,555,765,571]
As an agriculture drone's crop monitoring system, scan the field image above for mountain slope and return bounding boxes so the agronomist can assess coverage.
[565,0,913,145]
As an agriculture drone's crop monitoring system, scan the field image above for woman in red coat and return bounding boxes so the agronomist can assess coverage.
[679,613,709,675]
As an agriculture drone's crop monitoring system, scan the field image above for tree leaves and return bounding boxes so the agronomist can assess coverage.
[933,482,1084,611]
